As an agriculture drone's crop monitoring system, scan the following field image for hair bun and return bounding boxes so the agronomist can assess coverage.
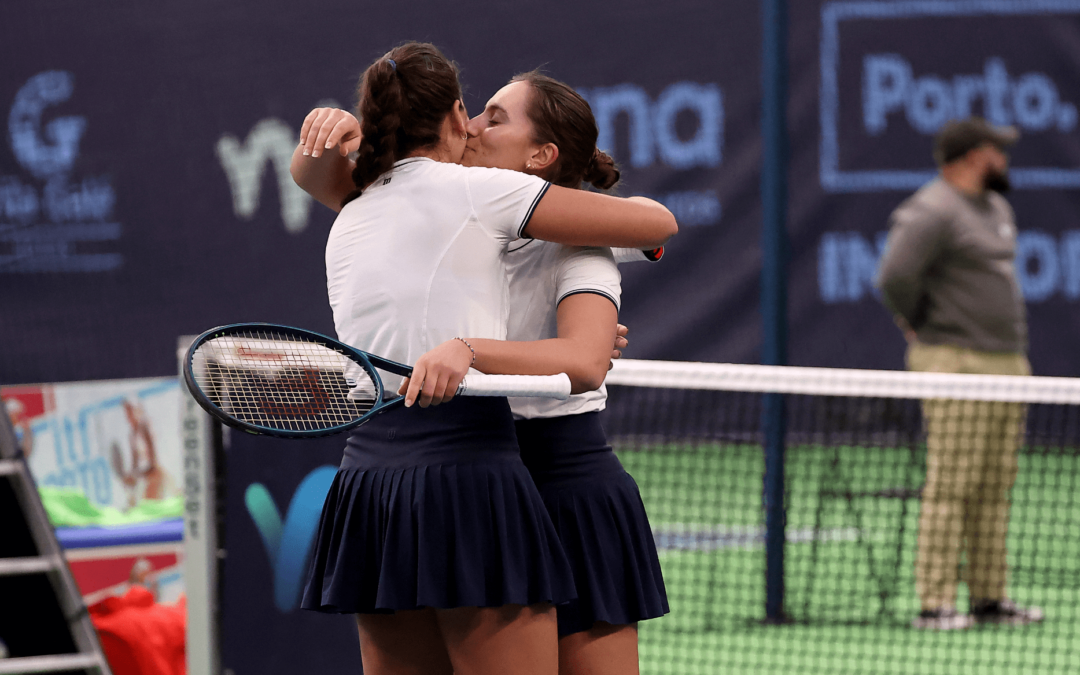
[584,148,620,190]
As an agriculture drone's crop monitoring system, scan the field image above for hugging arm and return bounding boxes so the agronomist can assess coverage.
[292,106,680,250]
[400,293,619,407]
[525,190,677,249]
[468,293,619,393]
[402,245,626,407]
[290,107,360,212]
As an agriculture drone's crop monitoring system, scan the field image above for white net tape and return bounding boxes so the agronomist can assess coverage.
[607,359,1080,404]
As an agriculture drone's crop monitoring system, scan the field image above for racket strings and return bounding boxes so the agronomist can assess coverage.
[192,330,379,432]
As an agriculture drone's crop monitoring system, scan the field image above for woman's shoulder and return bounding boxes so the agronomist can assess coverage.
[406,159,525,186]
[454,163,548,189]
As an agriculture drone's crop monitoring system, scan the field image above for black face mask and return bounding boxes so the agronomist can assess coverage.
[984,167,1011,194]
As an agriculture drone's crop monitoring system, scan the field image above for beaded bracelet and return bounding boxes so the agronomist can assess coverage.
[454,337,477,364]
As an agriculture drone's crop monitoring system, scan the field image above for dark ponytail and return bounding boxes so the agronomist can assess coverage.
[510,70,620,190]
[344,42,463,206]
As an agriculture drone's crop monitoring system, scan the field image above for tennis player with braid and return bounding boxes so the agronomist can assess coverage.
[291,43,676,675]
[297,68,668,675]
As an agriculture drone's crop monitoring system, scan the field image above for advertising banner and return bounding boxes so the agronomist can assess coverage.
[1,377,187,604]
[220,430,359,675]
[2,0,1079,386]
[791,0,1080,373]
[1,378,183,513]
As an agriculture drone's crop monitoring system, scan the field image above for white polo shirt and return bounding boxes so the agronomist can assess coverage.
[505,240,622,419]
[325,157,549,392]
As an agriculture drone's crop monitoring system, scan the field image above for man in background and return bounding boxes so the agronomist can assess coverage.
[875,117,1043,630]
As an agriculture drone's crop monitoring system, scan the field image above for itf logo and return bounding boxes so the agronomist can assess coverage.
[820,0,1080,192]
[245,465,336,612]
[1,71,121,272]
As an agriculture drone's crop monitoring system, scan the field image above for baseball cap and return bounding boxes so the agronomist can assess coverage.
[933,117,1019,165]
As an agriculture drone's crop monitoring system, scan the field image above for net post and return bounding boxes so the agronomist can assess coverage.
[178,335,223,675]
[761,0,789,623]
[762,393,787,622]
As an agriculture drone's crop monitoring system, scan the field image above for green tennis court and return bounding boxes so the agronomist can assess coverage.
[616,443,1080,675]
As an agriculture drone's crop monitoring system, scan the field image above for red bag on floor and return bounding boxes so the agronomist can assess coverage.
[89,586,185,675]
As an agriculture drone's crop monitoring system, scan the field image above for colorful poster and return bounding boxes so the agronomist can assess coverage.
[68,543,185,606]
[1,377,182,514]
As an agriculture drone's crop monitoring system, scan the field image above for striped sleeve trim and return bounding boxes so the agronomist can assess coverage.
[508,239,536,253]
[516,182,551,239]
[557,289,620,311]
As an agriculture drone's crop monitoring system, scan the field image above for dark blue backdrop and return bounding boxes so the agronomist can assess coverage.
[7,2,1080,673]
[221,430,359,674]
[4,0,1080,385]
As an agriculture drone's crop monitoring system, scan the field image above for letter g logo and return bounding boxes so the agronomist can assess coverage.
[9,71,87,179]
[244,466,337,612]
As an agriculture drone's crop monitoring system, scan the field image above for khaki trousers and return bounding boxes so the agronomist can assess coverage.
[907,341,1030,611]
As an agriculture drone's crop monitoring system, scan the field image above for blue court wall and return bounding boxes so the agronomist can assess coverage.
[3,0,1080,384]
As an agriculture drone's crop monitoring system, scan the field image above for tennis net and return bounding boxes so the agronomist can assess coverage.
[603,359,1080,675]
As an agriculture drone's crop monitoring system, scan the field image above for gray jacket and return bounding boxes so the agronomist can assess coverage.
[875,178,1027,354]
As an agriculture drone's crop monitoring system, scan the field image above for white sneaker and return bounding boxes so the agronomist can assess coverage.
[912,607,975,630]
[971,599,1045,626]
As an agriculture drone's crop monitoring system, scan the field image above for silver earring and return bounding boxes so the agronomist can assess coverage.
[461,133,468,141]
[526,162,533,170]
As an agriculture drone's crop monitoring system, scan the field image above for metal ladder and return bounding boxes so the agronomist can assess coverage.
[0,402,112,675]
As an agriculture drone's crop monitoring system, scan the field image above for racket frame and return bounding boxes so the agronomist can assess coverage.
[183,323,414,438]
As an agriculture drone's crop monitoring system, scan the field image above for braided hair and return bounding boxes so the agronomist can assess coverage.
[344,42,463,205]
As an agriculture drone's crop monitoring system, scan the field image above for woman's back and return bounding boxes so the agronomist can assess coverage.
[326,157,549,388]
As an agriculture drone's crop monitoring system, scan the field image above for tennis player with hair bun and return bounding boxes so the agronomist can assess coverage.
[457,71,668,675]
[292,43,675,675]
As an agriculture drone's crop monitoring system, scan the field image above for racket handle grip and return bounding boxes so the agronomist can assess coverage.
[456,373,572,400]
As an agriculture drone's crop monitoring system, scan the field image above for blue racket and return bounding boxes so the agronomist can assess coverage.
[183,323,571,438]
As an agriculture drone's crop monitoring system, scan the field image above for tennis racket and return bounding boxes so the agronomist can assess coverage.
[183,323,571,438]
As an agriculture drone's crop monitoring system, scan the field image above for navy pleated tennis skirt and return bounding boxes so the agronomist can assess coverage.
[301,397,576,614]
[516,411,669,636]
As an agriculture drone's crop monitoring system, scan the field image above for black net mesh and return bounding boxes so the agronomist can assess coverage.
[601,370,1080,675]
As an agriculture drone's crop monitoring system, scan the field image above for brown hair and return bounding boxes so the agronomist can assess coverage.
[510,70,620,190]
[344,42,463,205]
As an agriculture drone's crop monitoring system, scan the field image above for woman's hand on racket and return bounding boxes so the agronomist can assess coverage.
[399,339,475,408]
[300,107,362,158]
[610,324,629,369]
